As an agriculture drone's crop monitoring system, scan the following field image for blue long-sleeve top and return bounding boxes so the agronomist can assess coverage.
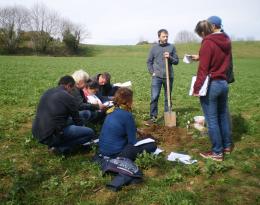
[98,108,137,156]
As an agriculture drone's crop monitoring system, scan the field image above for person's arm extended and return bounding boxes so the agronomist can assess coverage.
[147,48,155,75]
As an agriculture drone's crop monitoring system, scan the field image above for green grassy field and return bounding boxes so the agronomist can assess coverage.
[0,41,260,205]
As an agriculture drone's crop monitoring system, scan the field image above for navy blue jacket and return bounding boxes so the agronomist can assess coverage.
[99,108,137,156]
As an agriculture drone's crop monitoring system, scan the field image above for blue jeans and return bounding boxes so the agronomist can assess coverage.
[54,125,95,153]
[150,76,173,118]
[200,80,232,154]
[67,110,92,126]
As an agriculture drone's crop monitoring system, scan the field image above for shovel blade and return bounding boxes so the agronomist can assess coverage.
[164,111,176,127]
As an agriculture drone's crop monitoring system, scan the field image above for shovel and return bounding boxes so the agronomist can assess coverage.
[164,57,176,127]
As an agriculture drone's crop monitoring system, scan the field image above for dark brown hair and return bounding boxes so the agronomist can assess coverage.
[195,20,213,37]
[86,79,99,89]
[114,87,133,111]
[158,29,168,37]
[101,72,111,83]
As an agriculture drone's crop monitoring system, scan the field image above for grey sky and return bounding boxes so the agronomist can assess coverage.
[1,0,259,45]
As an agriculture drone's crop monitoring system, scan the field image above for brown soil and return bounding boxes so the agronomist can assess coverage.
[138,125,194,152]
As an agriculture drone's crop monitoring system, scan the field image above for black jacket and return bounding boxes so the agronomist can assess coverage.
[32,86,83,142]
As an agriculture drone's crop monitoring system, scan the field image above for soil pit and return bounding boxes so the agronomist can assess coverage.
[138,125,195,152]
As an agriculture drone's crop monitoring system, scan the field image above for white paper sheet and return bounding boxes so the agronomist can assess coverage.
[189,75,209,96]
[167,152,197,164]
[114,81,132,88]
[134,138,155,147]
[103,101,114,107]
[183,54,193,64]
[153,148,164,155]
[83,138,99,146]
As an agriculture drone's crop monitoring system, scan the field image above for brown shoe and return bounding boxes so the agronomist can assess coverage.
[200,151,223,162]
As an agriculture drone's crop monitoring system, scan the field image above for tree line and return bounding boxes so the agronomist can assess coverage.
[0,4,87,55]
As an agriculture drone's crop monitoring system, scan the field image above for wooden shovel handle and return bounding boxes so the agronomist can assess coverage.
[165,57,171,111]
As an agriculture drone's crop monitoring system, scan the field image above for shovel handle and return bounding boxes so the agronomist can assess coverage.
[165,57,171,111]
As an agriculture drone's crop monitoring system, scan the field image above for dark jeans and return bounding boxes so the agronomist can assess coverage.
[68,110,105,125]
[42,125,95,154]
[200,80,232,154]
[150,76,173,118]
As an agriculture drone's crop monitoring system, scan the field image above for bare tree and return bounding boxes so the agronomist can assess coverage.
[60,18,88,52]
[29,3,60,52]
[0,6,29,53]
[174,30,199,44]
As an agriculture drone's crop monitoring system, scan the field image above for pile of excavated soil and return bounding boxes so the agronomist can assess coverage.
[138,125,194,151]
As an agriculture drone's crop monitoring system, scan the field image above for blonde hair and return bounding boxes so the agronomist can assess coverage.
[71,69,89,84]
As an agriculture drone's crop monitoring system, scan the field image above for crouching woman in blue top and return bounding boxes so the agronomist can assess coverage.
[98,87,157,161]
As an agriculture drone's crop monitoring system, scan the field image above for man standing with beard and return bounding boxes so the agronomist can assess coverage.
[145,29,179,126]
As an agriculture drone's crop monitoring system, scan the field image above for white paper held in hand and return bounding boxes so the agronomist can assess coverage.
[183,54,193,64]
[189,75,210,96]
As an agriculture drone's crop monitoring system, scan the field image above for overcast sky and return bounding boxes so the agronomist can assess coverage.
[1,0,260,45]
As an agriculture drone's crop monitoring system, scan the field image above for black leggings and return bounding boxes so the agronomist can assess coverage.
[118,142,157,161]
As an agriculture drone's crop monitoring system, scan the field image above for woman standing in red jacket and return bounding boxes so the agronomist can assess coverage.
[193,19,233,161]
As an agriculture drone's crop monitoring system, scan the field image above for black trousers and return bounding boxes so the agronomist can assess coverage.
[118,142,157,161]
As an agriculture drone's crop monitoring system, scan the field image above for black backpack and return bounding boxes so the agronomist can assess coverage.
[227,54,235,84]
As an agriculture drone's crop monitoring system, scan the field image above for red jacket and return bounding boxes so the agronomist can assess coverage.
[193,33,231,94]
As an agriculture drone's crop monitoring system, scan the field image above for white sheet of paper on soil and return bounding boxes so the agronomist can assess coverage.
[167,152,197,164]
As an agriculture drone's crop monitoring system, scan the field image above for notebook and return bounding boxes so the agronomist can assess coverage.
[189,75,209,96]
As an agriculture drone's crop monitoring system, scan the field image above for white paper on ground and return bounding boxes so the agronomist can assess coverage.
[114,81,132,88]
[83,138,99,146]
[153,148,164,155]
[189,75,209,96]
[134,138,155,147]
[167,152,197,164]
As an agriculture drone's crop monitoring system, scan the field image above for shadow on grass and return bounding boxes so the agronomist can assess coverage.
[231,113,249,142]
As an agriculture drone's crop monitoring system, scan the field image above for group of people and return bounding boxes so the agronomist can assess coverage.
[32,71,157,160]
[145,15,234,161]
[32,15,233,163]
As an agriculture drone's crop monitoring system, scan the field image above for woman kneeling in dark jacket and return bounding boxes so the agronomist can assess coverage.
[98,87,157,161]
